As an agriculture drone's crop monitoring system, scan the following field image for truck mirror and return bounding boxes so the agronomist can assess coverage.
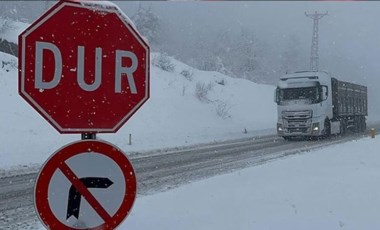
[274,88,280,103]
[274,90,277,103]
[322,86,328,101]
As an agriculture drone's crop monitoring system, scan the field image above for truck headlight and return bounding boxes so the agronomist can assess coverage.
[312,122,319,131]
[277,123,283,131]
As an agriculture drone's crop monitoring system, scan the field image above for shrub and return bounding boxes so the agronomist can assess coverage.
[152,53,175,72]
[216,78,226,86]
[215,101,231,119]
[0,39,18,57]
[180,69,193,81]
[1,59,17,72]
[195,82,213,102]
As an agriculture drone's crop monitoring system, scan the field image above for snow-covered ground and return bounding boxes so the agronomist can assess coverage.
[123,136,380,230]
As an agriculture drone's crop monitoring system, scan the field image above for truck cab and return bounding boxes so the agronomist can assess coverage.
[275,71,336,139]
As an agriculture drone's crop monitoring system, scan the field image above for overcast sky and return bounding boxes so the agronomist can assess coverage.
[117,1,380,82]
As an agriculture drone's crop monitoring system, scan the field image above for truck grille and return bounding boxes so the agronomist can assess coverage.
[282,110,312,133]
[282,110,312,119]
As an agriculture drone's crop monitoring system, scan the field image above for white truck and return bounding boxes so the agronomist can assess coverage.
[275,71,367,140]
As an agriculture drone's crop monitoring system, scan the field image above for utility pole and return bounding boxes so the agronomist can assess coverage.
[305,11,328,71]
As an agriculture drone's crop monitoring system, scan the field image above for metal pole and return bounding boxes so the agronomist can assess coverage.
[81,133,96,140]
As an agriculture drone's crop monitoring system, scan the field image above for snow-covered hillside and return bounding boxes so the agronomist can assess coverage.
[0,51,276,170]
[0,17,28,43]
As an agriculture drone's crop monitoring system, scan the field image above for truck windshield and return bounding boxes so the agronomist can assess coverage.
[278,87,319,104]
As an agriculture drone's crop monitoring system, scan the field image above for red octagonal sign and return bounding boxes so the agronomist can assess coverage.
[19,0,150,134]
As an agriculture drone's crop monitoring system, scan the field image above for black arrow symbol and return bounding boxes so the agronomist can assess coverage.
[66,177,113,220]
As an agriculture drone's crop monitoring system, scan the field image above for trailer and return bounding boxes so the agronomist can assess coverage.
[275,71,367,139]
[332,78,367,133]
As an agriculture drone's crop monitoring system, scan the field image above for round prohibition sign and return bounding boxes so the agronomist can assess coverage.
[34,140,137,230]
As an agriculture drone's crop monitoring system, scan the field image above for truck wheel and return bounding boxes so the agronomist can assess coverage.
[340,119,346,136]
[355,117,360,133]
[324,119,331,137]
[339,121,344,136]
[361,116,366,132]
[355,116,364,133]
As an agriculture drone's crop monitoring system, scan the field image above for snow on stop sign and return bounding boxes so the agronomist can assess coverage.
[18,0,149,134]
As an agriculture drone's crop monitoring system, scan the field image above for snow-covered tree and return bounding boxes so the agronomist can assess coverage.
[212,32,234,76]
[0,17,17,57]
[131,4,161,49]
[233,29,258,79]
[0,18,13,36]
[187,29,263,81]
[280,34,302,74]
[192,35,217,72]
[0,1,43,22]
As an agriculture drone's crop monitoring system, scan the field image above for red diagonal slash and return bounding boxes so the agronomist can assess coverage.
[59,162,112,222]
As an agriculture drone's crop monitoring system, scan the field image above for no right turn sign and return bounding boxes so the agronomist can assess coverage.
[34,140,136,230]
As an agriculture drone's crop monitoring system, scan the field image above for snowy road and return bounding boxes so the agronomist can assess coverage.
[0,132,371,229]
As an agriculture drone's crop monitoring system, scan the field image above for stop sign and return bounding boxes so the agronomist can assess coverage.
[19,0,149,134]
